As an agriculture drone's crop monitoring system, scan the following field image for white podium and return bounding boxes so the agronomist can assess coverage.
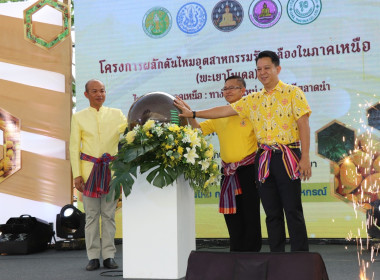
[122,174,196,279]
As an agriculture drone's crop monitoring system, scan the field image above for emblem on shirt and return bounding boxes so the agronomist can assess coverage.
[248,0,282,29]
[176,2,207,34]
[212,0,244,32]
[142,7,172,39]
[240,119,247,127]
[287,0,322,25]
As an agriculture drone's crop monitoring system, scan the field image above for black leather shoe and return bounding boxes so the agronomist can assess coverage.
[103,258,118,269]
[86,259,100,271]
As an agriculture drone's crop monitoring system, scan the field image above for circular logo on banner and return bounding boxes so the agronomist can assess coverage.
[248,0,282,28]
[212,0,244,32]
[142,7,172,39]
[177,2,207,34]
[287,0,322,25]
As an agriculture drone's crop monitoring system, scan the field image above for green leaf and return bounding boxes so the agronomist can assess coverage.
[146,166,172,188]
[106,183,120,202]
[130,165,138,178]
[107,177,121,202]
[110,160,130,172]
[123,146,145,162]
[123,172,135,190]
[166,166,179,180]
[147,166,176,188]
[122,143,159,162]
[152,171,166,188]
[140,161,159,173]
[162,167,177,186]
[146,167,161,184]
[107,170,135,200]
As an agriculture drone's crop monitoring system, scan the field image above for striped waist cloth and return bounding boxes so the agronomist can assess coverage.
[257,142,300,183]
[219,152,256,214]
[80,153,115,198]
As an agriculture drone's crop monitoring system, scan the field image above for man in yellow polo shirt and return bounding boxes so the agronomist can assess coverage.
[70,79,127,270]
[174,50,311,252]
[176,76,262,252]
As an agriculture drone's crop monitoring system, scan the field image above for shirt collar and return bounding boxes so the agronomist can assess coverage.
[88,106,105,113]
[261,80,284,94]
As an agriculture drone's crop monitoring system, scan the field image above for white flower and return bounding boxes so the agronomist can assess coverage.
[199,160,210,171]
[182,134,191,143]
[184,147,199,164]
[153,126,163,137]
[190,131,201,147]
[133,124,141,132]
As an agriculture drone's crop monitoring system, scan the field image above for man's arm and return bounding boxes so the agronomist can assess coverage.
[69,115,84,192]
[187,117,201,129]
[296,114,311,181]
[174,96,237,119]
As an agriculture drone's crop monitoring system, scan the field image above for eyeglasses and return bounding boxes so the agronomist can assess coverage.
[221,86,242,92]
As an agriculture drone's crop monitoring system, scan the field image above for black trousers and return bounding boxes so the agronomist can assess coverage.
[255,149,309,252]
[222,164,262,252]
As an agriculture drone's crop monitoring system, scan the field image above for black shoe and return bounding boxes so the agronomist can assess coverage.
[103,258,118,269]
[86,259,100,271]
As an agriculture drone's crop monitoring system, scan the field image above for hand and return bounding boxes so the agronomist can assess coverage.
[177,97,191,110]
[74,176,84,192]
[174,96,193,118]
[297,155,311,181]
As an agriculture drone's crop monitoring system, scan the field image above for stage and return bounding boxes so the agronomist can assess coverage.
[0,240,379,280]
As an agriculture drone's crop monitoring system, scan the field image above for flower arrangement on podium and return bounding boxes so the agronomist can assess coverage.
[107,119,220,200]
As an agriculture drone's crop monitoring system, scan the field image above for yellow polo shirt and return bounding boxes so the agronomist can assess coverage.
[231,80,311,145]
[69,106,127,182]
[200,115,257,163]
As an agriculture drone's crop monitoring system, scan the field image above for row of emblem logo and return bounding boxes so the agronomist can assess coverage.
[143,0,322,38]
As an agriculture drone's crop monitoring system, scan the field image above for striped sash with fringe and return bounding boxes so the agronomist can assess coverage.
[219,152,256,214]
[258,142,300,184]
[81,152,115,198]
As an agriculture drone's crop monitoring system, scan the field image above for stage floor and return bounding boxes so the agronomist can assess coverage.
[0,242,379,280]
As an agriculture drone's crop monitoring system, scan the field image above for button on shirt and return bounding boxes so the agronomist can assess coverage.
[70,106,127,182]
[230,80,311,145]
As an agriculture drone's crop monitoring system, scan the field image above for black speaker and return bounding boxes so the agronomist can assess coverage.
[0,214,54,254]
[185,251,329,280]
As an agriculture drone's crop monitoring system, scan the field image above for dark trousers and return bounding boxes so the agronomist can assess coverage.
[255,149,309,252]
[222,164,262,252]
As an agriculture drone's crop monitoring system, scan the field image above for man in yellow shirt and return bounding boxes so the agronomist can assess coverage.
[70,79,127,270]
[174,50,311,252]
[177,76,262,252]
